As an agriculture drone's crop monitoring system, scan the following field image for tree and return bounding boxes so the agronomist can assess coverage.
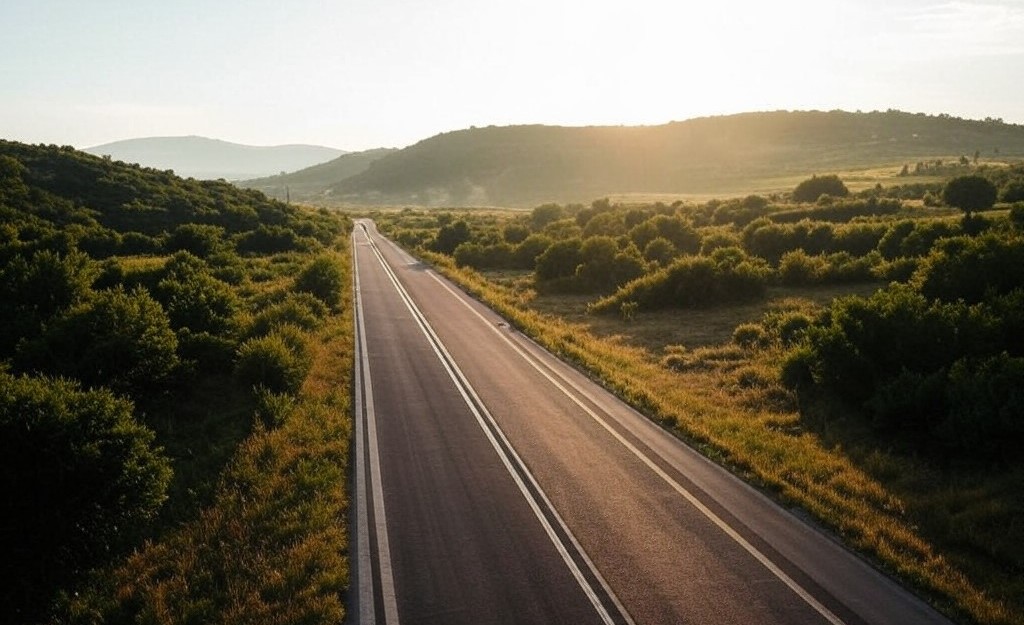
[535,238,582,282]
[792,174,849,203]
[0,249,95,354]
[431,220,471,255]
[17,287,179,396]
[294,253,346,311]
[942,175,997,218]
[530,203,563,230]
[0,372,170,623]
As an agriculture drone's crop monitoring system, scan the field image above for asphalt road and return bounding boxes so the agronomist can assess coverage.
[350,220,954,625]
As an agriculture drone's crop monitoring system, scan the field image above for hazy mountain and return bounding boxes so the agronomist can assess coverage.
[83,136,345,180]
[328,110,1024,206]
[239,148,397,201]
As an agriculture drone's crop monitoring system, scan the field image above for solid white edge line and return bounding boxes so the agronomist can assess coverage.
[352,239,374,625]
[423,265,848,625]
[353,228,402,625]
[363,228,623,625]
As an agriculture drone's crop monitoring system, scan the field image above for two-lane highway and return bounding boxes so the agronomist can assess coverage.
[350,220,953,625]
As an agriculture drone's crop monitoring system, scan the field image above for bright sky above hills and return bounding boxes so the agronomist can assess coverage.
[2,0,1023,151]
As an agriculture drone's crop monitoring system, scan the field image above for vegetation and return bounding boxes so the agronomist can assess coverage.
[0,140,353,624]
[943,174,999,218]
[329,110,1024,206]
[373,166,1024,625]
[791,174,849,202]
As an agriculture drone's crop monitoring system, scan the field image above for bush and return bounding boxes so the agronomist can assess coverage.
[0,248,96,354]
[235,225,314,255]
[249,292,328,337]
[792,174,849,203]
[235,331,310,395]
[1001,179,1024,203]
[453,242,513,270]
[733,323,769,349]
[0,372,170,622]
[591,249,769,313]
[643,237,675,265]
[942,354,1024,462]
[779,250,826,285]
[156,266,240,335]
[17,287,179,396]
[165,223,225,258]
[535,238,582,282]
[430,220,471,255]
[294,253,345,311]
[512,234,552,269]
[914,234,1024,304]
[1010,203,1024,229]
[943,174,998,217]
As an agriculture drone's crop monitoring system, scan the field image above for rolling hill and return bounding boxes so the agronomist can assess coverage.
[83,136,345,181]
[324,110,1024,206]
[239,147,396,201]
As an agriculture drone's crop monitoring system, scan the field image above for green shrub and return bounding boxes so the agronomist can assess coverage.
[942,354,1024,463]
[165,223,225,258]
[0,248,96,354]
[294,253,345,311]
[779,250,826,285]
[156,268,240,336]
[914,234,1024,304]
[17,287,179,396]
[591,249,768,313]
[512,234,552,269]
[0,372,170,622]
[249,292,328,336]
[733,323,768,349]
[1009,203,1024,229]
[792,174,849,203]
[235,331,310,395]
[535,238,582,282]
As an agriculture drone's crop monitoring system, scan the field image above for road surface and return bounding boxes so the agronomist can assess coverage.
[349,220,953,625]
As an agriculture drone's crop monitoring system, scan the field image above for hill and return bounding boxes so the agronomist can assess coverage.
[239,147,396,201]
[328,110,1024,206]
[83,135,345,180]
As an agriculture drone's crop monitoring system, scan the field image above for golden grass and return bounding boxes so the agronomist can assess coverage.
[424,251,1020,625]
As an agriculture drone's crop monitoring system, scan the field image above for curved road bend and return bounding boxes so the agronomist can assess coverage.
[350,220,954,625]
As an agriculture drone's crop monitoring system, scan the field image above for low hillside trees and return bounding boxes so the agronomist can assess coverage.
[0,372,170,623]
[17,287,179,397]
[942,174,998,218]
[792,174,849,203]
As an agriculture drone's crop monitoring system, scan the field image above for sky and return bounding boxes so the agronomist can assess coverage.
[2,0,1023,151]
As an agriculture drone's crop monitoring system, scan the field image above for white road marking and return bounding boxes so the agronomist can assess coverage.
[421,258,848,625]
[361,224,632,625]
[353,226,401,625]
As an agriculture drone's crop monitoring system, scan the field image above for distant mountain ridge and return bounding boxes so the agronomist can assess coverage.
[239,148,397,201]
[325,110,1024,206]
[83,136,345,181]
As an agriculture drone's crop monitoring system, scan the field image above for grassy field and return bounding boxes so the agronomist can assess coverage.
[421,252,1022,625]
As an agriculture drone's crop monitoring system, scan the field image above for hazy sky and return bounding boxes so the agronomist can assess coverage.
[2,0,1023,150]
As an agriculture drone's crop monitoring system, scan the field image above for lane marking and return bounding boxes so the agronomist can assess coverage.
[415,248,848,625]
[361,224,632,625]
[353,227,401,625]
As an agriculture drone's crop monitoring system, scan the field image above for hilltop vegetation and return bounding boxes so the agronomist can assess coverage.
[240,147,396,201]
[0,141,353,624]
[329,110,1024,206]
[373,165,1024,624]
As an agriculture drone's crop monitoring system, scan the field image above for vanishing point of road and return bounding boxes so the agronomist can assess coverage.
[349,220,952,625]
